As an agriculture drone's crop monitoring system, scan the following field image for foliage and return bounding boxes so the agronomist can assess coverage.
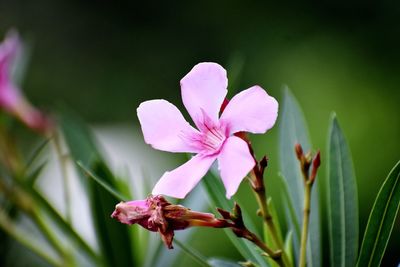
[0,83,399,267]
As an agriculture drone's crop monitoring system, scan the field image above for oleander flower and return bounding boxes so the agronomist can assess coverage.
[0,30,51,133]
[111,195,228,248]
[137,62,278,199]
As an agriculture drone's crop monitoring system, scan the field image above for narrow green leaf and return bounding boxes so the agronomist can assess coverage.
[174,239,211,267]
[90,161,137,267]
[26,161,47,186]
[278,87,321,266]
[59,110,100,169]
[263,198,283,267]
[77,161,128,201]
[22,185,99,263]
[276,174,301,241]
[327,115,359,267]
[202,171,270,267]
[266,198,283,246]
[356,160,400,267]
[284,231,294,267]
[0,210,61,267]
[208,258,242,267]
[279,88,311,221]
[59,111,135,267]
[24,138,50,175]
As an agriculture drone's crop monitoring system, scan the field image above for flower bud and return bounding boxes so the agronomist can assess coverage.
[309,151,321,183]
[111,195,229,249]
[295,143,303,160]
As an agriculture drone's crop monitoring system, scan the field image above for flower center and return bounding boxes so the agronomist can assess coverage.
[200,125,226,155]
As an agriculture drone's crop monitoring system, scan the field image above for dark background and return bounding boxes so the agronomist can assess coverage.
[1,0,399,265]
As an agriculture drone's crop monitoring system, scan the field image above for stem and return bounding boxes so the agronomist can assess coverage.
[0,124,23,174]
[252,180,280,246]
[53,130,72,223]
[0,210,62,267]
[298,182,312,267]
[243,228,284,266]
[31,209,68,260]
[0,179,70,265]
[27,186,100,263]
[250,171,291,267]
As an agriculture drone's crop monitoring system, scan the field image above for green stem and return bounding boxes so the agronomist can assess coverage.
[31,208,70,264]
[243,227,284,267]
[0,124,23,175]
[27,186,100,263]
[0,179,70,265]
[0,210,62,267]
[53,130,72,223]
[250,172,291,267]
[298,182,312,267]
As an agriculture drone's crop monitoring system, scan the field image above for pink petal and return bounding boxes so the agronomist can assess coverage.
[180,62,228,128]
[217,136,255,198]
[137,99,200,153]
[0,30,22,110]
[0,83,21,111]
[220,86,278,135]
[152,154,217,198]
[0,30,20,71]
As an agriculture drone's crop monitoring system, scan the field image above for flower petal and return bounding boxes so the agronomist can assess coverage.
[180,62,228,128]
[217,136,255,198]
[152,154,217,198]
[220,86,278,135]
[137,99,200,153]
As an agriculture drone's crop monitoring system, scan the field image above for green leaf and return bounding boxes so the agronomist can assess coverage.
[174,239,210,267]
[59,110,135,267]
[24,138,50,176]
[208,258,242,267]
[327,115,359,267]
[266,198,283,246]
[24,186,100,263]
[26,161,47,186]
[356,160,400,267]
[278,87,321,266]
[284,231,294,267]
[279,88,311,221]
[202,171,270,267]
[89,161,136,267]
[0,209,60,267]
[264,198,283,267]
[59,110,100,170]
[77,161,128,201]
[276,174,301,241]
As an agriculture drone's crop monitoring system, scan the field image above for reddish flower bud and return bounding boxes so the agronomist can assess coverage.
[295,143,303,160]
[111,195,229,249]
[309,151,321,183]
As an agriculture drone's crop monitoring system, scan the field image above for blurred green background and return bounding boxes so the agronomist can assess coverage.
[1,0,399,265]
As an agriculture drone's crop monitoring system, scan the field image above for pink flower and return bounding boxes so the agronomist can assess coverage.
[137,62,278,199]
[0,30,51,133]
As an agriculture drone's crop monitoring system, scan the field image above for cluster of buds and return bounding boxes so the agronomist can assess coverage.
[0,30,52,134]
[111,195,230,249]
[112,195,281,260]
[295,143,321,184]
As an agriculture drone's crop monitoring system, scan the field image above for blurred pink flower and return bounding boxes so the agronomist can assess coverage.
[137,62,278,199]
[0,30,51,133]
